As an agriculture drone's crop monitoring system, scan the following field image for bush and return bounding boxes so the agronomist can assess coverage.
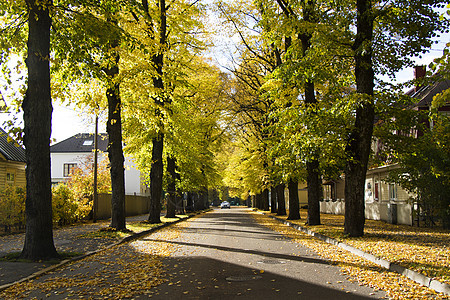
[0,185,26,232]
[52,184,92,226]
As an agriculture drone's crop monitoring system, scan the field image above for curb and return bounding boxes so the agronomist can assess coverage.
[261,212,450,296]
[0,209,211,292]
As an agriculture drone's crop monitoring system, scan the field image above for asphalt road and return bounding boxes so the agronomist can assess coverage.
[1,208,387,299]
[143,207,386,299]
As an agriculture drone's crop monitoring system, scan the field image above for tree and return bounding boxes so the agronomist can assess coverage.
[50,2,129,230]
[276,183,286,215]
[216,1,286,208]
[119,0,207,223]
[21,0,59,260]
[375,41,450,228]
[259,0,447,235]
[344,0,447,236]
[165,156,178,218]
[105,32,126,230]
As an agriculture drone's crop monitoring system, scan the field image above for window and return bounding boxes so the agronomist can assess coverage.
[389,183,397,201]
[323,183,336,201]
[63,163,77,177]
[6,172,15,185]
[324,185,332,200]
[83,140,93,146]
[374,182,379,201]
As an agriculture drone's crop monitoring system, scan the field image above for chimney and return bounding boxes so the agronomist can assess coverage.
[414,65,426,92]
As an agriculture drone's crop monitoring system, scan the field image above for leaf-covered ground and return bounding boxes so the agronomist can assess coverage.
[252,211,450,300]
[0,221,184,299]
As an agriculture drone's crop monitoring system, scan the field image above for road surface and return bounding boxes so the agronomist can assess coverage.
[1,207,386,299]
[141,207,385,299]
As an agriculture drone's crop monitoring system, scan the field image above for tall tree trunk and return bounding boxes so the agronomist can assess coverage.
[166,156,177,218]
[262,188,270,211]
[105,33,126,231]
[287,179,300,220]
[344,0,375,237]
[276,183,286,215]
[21,0,58,260]
[202,189,208,209]
[176,189,184,214]
[299,0,321,226]
[147,0,167,224]
[194,192,203,211]
[270,186,277,213]
[255,193,262,210]
[149,134,163,223]
[186,192,194,212]
[307,160,322,225]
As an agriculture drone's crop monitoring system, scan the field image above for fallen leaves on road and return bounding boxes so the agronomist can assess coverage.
[251,212,450,300]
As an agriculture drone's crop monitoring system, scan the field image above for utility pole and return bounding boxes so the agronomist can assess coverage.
[93,114,99,223]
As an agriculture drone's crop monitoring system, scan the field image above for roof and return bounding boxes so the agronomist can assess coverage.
[406,76,450,108]
[0,127,26,162]
[50,133,109,153]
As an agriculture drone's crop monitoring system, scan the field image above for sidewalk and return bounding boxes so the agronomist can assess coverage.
[0,214,158,287]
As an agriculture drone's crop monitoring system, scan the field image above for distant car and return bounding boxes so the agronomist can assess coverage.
[220,201,231,209]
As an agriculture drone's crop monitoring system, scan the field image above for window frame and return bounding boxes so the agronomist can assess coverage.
[6,171,16,185]
[63,163,77,177]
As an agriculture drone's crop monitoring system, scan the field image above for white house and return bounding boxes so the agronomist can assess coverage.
[50,133,146,195]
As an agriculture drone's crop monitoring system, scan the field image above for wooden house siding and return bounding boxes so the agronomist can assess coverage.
[0,155,26,189]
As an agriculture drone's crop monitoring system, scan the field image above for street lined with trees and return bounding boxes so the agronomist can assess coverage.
[0,1,449,295]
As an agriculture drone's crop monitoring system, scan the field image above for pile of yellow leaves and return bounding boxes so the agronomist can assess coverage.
[252,211,450,300]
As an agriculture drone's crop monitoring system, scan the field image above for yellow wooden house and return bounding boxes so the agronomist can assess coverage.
[0,128,26,189]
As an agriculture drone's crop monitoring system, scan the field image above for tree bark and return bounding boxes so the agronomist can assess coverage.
[165,156,177,218]
[148,134,163,223]
[255,193,262,210]
[287,179,300,220]
[307,160,322,225]
[21,0,59,260]
[186,192,194,212]
[147,0,167,224]
[262,188,270,211]
[344,0,375,237]
[176,189,184,215]
[270,186,277,213]
[299,1,321,226]
[105,33,126,231]
[276,183,286,215]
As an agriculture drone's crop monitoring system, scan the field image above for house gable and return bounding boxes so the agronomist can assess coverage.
[0,128,26,162]
[50,133,109,153]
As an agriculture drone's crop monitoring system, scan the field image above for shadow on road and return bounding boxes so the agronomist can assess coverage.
[142,238,334,266]
[151,255,381,299]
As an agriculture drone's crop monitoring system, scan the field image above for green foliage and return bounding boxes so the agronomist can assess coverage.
[376,100,450,228]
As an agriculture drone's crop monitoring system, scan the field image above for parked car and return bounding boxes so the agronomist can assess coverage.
[220,201,231,209]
